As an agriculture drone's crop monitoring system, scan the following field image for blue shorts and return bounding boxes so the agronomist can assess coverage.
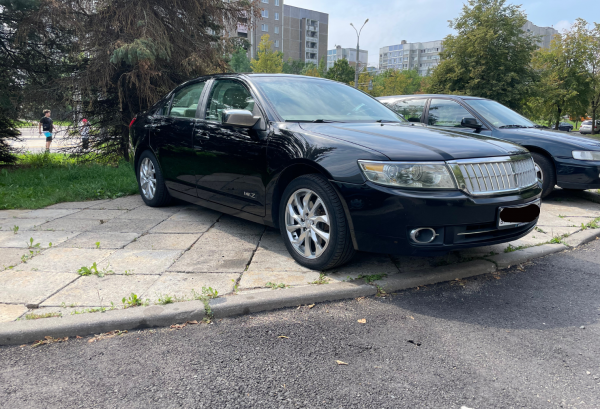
[44,132,52,141]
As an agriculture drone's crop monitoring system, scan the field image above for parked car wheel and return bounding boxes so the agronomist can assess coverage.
[279,174,355,270]
[531,152,556,199]
[137,151,172,207]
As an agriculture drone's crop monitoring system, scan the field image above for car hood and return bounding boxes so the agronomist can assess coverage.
[506,128,600,149]
[299,123,527,161]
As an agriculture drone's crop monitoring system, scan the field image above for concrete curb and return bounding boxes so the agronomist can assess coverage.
[210,282,376,319]
[563,229,600,248]
[0,301,205,346]
[485,244,565,269]
[1,236,596,346]
[378,260,496,293]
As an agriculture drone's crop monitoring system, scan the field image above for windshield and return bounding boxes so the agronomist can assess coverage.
[252,76,406,123]
[465,99,536,128]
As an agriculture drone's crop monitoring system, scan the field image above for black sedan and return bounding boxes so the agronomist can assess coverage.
[130,74,541,270]
[552,122,574,132]
[378,94,600,197]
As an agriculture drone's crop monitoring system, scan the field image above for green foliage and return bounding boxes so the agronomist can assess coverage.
[301,64,321,77]
[325,59,355,84]
[77,262,113,278]
[25,312,62,320]
[265,282,289,289]
[357,274,387,283]
[0,153,138,210]
[282,58,307,75]
[427,0,538,111]
[122,293,148,308]
[530,19,593,128]
[230,47,252,73]
[110,38,172,66]
[251,35,283,73]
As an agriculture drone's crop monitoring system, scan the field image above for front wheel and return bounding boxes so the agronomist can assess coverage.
[531,152,556,199]
[137,151,172,207]
[279,174,355,270]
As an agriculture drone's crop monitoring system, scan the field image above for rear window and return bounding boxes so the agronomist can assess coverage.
[583,120,592,125]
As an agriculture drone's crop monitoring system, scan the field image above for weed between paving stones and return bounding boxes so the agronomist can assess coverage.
[266,282,289,290]
[25,311,62,320]
[78,262,114,278]
[309,273,329,285]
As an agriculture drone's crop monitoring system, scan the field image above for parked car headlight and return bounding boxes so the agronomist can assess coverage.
[359,161,456,189]
[572,151,600,161]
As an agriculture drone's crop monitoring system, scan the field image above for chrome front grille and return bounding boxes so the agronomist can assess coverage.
[447,154,538,196]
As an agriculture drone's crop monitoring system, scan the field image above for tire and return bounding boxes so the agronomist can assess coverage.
[137,150,172,207]
[279,174,355,270]
[531,152,556,199]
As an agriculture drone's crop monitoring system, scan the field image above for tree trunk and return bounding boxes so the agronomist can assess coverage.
[121,124,130,162]
[555,106,562,130]
[592,102,598,136]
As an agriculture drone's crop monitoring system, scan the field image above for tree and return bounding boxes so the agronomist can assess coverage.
[230,48,252,73]
[282,58,306,75]
[426,0,538,111]
[0,0,79,163]
[318,57,327,77]
[251,34,283,73]
[583,22,600,135]
[67,0,258,161]
[531,20,592,129]
[325,59,355,84]
[301,64,320,77]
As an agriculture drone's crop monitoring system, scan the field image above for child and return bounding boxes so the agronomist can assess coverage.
[38,109,53,152]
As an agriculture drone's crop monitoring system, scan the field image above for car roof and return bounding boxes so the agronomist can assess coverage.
[377,94,488,101]
[185,73,338,82]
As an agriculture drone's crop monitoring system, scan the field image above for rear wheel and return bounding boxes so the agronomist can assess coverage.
[138,151,172,207]
[279,174,355,270]
[531,152,556,199]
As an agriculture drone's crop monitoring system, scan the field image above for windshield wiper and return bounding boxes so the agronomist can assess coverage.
[375,119,402,123]
[499,124,528,129]
[284,119,341,123]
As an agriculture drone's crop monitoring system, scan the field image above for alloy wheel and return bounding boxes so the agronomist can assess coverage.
[534,162,544,183]
[140,157,157,200]
[285,189,331,259]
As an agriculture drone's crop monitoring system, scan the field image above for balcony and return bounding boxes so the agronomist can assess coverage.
[306,25,317,31]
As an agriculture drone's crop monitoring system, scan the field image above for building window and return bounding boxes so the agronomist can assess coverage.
[275,0,279,5]
[275,40,279,47]
[261,10,268,18]
[274,26,279,34]
[261,24,268,32]
[261,0,268,3]
[275,12,279,20]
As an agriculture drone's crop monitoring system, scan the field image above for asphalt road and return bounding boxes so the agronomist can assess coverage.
[1,241,600,409]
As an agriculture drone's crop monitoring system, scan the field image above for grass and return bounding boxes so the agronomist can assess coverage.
[0,152,138,210]
[25,311,62,320]
[266,282,289,290]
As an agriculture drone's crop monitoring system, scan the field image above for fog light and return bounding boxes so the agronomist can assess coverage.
[410,228,439,244]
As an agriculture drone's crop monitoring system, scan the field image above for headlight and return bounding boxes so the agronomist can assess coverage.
[358,161,456,189]
[573,151,600,161]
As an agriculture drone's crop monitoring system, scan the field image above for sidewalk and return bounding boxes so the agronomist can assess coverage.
[1,190,600,324]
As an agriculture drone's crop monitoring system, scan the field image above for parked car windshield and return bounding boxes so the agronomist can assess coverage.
[465,99,536,129]
[252,76,406,123]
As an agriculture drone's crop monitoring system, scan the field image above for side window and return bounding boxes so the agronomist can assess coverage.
[386,99,427,123]
[167,82,205,118]
[427,99,480,127]
[205,79,256,123]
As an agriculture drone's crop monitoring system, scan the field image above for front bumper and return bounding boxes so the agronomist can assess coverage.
[555,158,600,189]
[334,181,542,256]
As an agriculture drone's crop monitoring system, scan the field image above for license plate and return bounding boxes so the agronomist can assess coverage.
[498,200,541,229]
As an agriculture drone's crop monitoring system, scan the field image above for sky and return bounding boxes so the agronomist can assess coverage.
[284,0,600,67]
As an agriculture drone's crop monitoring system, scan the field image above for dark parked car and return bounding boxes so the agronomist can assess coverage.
[551,122,574,132]
[378,94,600,197]
[130,75,541,270]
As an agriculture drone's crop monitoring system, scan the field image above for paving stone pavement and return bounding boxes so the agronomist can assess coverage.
[1,189,600,323]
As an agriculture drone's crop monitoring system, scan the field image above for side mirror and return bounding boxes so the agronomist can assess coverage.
[461,117,482,129]
[222,109,260,128]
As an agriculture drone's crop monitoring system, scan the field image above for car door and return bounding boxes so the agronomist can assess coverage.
[384,98,428,125]
[426,99,491,136]
[193,78,268,217]
[149,80,207,196]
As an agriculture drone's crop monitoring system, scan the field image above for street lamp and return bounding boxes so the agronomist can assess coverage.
[350,19,369,89]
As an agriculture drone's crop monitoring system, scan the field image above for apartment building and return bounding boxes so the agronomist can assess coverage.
[378,20,558,75]
[522,21,558,49]
[327,45,368,70]
[379,40,442,76]
[282,5,329,66]
[236,0,284,59]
